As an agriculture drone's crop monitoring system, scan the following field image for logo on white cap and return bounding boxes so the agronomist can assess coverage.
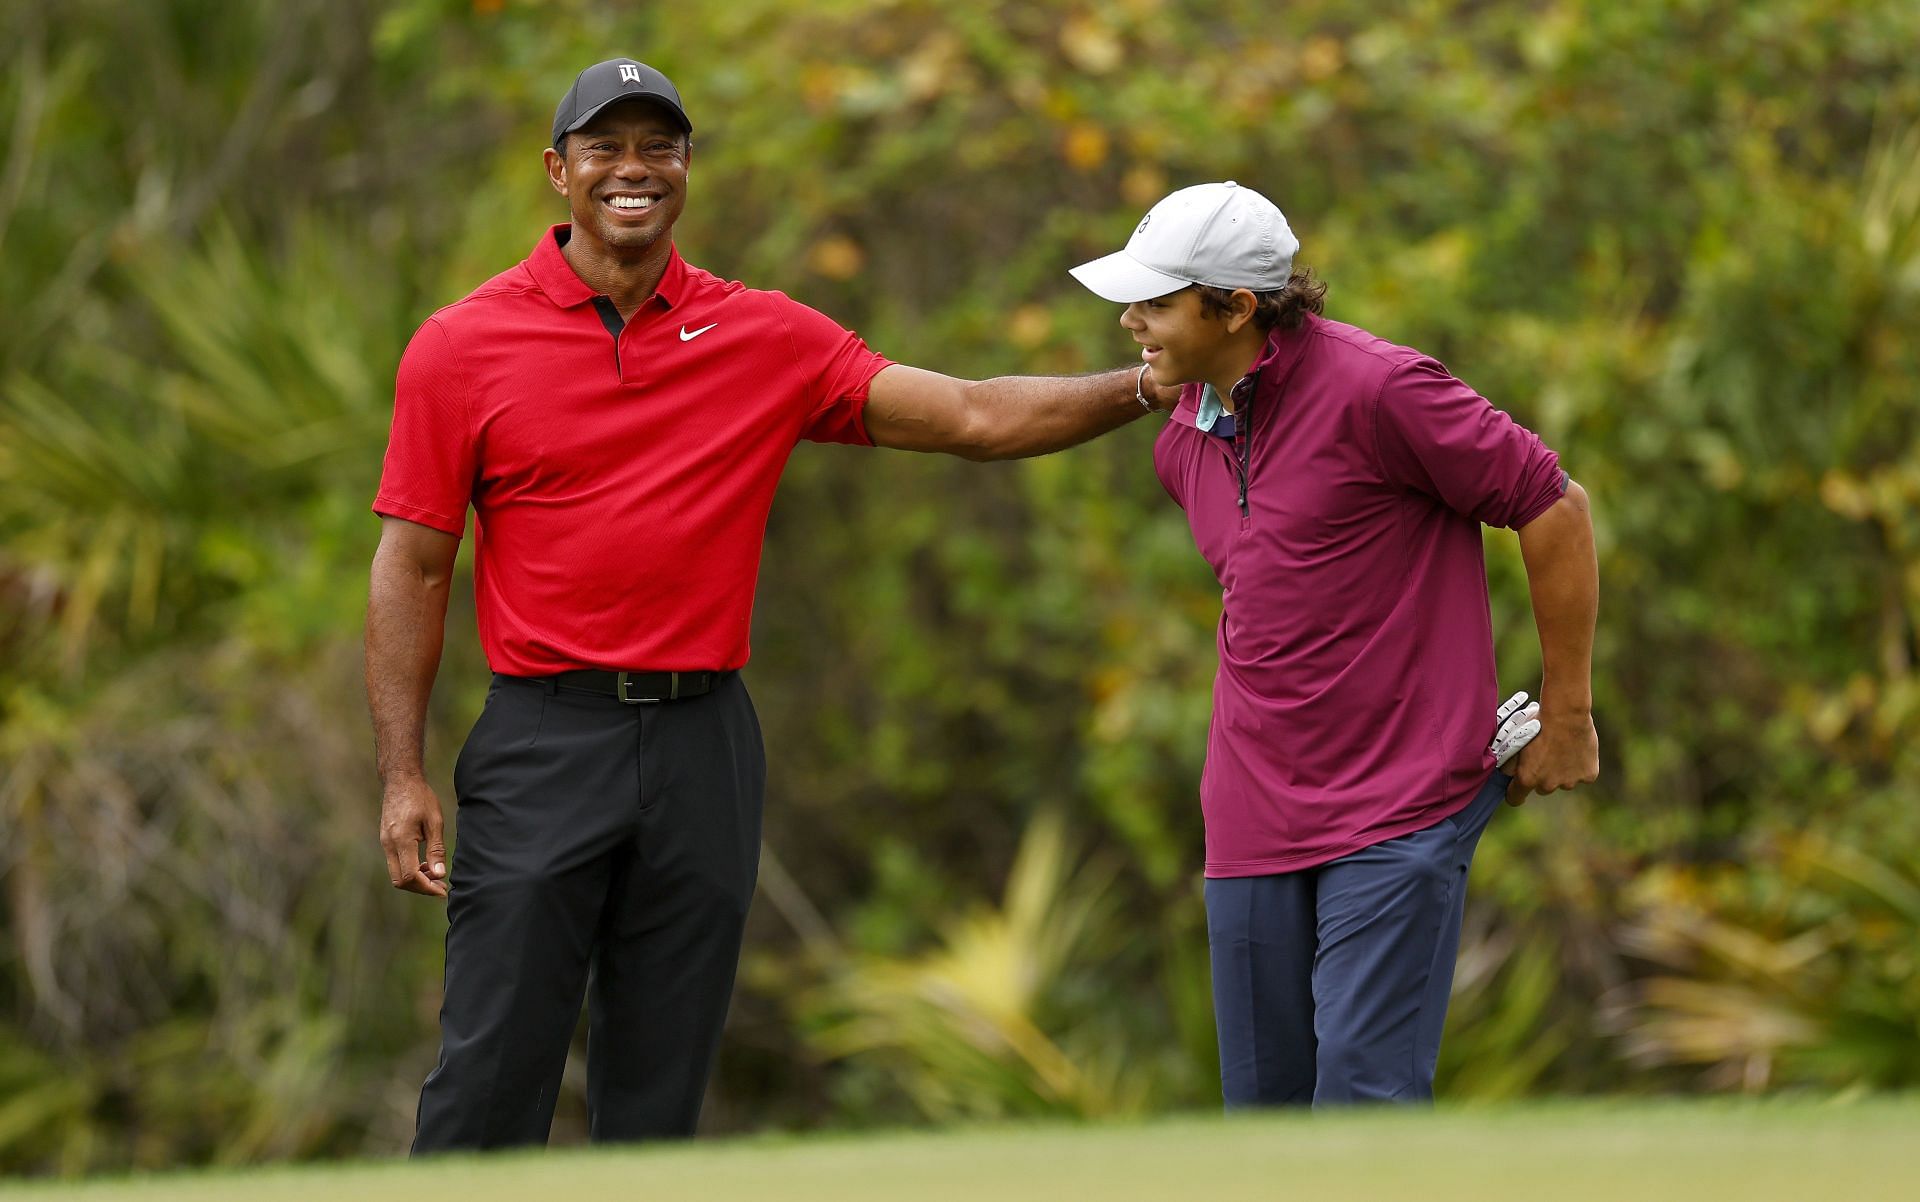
[1070,181,1299,304]
[619,64,642,84]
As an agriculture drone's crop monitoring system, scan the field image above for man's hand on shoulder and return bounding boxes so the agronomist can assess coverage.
[1142,367,1182,412]
[863,363,1164,461]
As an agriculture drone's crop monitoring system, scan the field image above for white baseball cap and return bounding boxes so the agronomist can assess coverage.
[1070,181,1299,303]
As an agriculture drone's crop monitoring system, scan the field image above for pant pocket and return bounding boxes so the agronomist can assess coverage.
[451,686,499,801]
[1439,772,1500,838]
[522,690,547,751]
[1449,771,1508,851]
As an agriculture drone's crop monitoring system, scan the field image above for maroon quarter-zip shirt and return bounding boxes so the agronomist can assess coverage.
[1153,315,1566,877]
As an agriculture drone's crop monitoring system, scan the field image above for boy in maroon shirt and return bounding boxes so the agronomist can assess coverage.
[1071,183,1599,1104]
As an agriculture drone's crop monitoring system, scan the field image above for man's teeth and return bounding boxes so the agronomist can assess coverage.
[608,196,655,210]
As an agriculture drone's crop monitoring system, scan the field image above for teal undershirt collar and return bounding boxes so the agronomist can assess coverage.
[1196,383,1226,432]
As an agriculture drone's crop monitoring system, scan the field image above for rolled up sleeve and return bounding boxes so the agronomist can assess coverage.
[1371,357,1564,529]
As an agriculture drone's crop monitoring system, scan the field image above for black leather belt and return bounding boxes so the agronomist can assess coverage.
[537,669,728,704]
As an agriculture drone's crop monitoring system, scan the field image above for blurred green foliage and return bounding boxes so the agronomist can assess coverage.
[1,0,1917,1177]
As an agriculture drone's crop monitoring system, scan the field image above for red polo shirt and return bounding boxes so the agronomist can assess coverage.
[374,225,892,674]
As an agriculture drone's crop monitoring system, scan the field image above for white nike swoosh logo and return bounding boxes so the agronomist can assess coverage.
[679,323,717,341]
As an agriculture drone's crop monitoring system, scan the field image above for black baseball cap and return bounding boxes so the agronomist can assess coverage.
[551,59,692,147]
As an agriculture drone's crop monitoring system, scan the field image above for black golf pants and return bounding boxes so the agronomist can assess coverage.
[412,672,765,1152]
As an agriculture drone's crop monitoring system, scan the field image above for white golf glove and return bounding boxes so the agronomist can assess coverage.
[1489,690,1541,769]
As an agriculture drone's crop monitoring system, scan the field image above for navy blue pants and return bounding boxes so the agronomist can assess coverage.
[1204,770,1508,1107]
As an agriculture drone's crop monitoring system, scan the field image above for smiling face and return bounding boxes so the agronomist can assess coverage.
[543,98,690,256]
[1119,287,1239,388]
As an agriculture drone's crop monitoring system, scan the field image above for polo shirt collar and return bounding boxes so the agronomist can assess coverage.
[1169,319,1314,431]
[527,223,686,311]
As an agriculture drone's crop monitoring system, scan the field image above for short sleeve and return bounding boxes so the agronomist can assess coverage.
[373,317,475,537]
[1371,357,1565,529]
[772,294,894,445]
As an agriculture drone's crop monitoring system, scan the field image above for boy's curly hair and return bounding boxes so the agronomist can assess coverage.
[1192,267,1327,331]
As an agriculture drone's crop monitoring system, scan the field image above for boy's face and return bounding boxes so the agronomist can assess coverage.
[1120,287,1232,388]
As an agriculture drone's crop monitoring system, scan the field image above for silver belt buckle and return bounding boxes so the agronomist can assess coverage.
[618,670,677,704]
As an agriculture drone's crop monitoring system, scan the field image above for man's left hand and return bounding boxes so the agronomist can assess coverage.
[1505,707,1599,806]
[1143,368,1182,412]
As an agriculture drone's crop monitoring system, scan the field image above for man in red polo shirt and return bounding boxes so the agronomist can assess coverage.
[366,59,1176,1153]
[1070,182,1599,1105]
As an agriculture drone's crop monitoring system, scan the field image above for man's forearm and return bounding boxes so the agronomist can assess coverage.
[961,367,1154,460]
[364,547,452,783]
[1516,481,1598,712]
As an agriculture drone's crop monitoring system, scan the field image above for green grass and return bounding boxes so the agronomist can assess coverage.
[12,1098,1916,1201]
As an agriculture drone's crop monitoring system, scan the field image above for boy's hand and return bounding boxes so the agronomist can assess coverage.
[1504,705,1600,807]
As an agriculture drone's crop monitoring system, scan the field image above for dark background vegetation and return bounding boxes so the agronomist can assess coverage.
[1,0,1916,1175]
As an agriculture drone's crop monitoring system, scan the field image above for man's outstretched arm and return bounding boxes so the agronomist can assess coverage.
[365,515,460,897]
[1506,478,1601,806]
[863,363,1177,460]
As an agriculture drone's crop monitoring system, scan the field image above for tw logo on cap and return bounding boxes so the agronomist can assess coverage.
[619,64,643,84]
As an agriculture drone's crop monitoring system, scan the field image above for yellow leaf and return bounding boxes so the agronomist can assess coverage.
[1818,470,1871,519]
[800,64,841,111]
[1121,165,1167,208]
[902,32,963,103]
[1060,14,1124,75]
[1009,304,1053,349]
[1300,36,1344,82]
[1063,122,1110,172]
[808,236,865,281]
